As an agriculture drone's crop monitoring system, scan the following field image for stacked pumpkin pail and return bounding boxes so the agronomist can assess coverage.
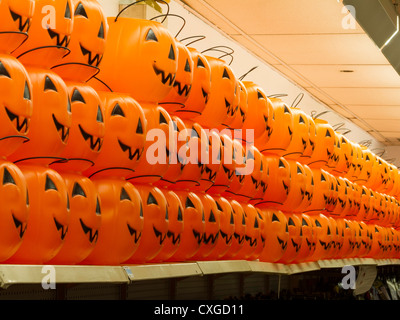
[0,0,399,266]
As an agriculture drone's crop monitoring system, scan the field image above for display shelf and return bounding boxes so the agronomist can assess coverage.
[0,264,129,289]
[0,258,399,289]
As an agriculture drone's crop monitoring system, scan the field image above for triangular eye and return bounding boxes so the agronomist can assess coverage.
[45,175,58,191]
[257,90,265,100]
[297,165,302,174]
[67,97,72,112]
[24,81,31,100]
[168,45,175,60]
[197,57,205,68]
[247,150,254,160]
[74,2,88,18]
[139,202,143,217]
[222,68,230,79]
[65,1,72,19]
[147,192,158,205]
[165,205,169,220]
[288,217,295,226]
[302,218,308,226]
[230,212,234,224]
[327,226,331,235]
[320,173,326,182]
[159,112,168,125]
[209,210,216,222]
[278,159,285,168]
[145,28,158,42]
[3,167,16,185]
[72,182,86,197]
[254,217,259,228]
[242,214,246,225]
[44,76,58,92]
[98,21,105,39]
[185,197,195,209]
[177,206,183,221]
[216,201,223,211]
[136,118,143,134]
[325,129,331,138]
[0,61,11,78]
[272,213,279,222]
[184,59,191,72]
[284,105,291,114]
[120,187,131,201]
[71,89,85,103]
[111,103,125,117]
[299,115,305,124]
[191,127,199,138]
[315,219,322,227]
[97,106,104,123]
[96,197,101,215]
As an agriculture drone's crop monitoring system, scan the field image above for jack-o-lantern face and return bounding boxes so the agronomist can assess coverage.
[355,148,379,188]
[155,115,187,188]
[292,213,316,263]
[12,0,74,67]
[345,141,363,181]
[335,218,353,259]
[206,196,235,260]
[0,161,29,262]
[7,165,69,264]
[357,221,371,258]
[9,68,72,165]
[279,161,308,213]
[82,179,143,265]
[228,80,248,130]
[96,17,178,104]
[84,91,146,179]
[128,185,168,263]
[234,203,262,260]
[61,0,108,68]
[49,172,101,264]
[0,55,33,158]
[378,161,397,195]
[195,130,222,192]
[283,108,309,161]
[328,176,351,218]
[306,119,335,169]
[258,209,289,262]
[324,173,338,215]
[0,0,35,53]
[355,185,373,221]
[176,47,211,119]
[51,82,105,173]
[308,213,332,261]
[241,81,273,147]
[128,106,173,184]
[278,213,303,264]
[194,56,239,129]
[326,133,352,176]
[299,116,316,162]
[261,97,294,157]
[207,133,237,196]
[168,191,205,262]
[191,193,221,260]
[257,156,291,209]
[160,40,194,113]
[328,216,341,259]
[304,168,332,215]
[224,139,247,196]
[220,199,246,260]
[150,189,184,263]
[233,145,264,203]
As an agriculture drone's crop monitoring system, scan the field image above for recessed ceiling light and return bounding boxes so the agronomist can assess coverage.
[340,69,354,73]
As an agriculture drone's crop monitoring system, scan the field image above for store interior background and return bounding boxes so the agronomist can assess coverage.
[98,0,400,168]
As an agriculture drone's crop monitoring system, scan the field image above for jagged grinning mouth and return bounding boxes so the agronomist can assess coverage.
[47,28,70,47]
[167,230,181,245]
[234,232,245,245]
[10,10,31,33]
[173,81,192,97]
[153,226,167,245]
[52,114,69,142]
[153,63,176,86]
[127,223,142,243]
[277,237,287,250]
[5,107,29,134]
[12,213,26,238]
[203,232,219,245]
[54,217,68,240]
[193,229,203,244]
[220,230,233,245]
[80,44,102,67]
[245,235,257,247]
[79,218,98,243]
[291,239,301,252]
[78,125,103,151]
[118,140,142,161]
